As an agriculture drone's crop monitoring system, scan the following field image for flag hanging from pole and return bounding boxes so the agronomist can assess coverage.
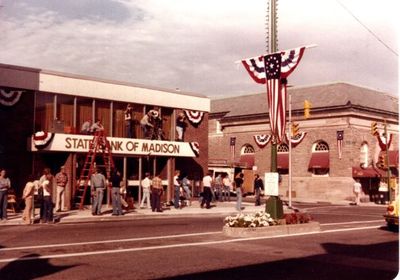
[337,130,344,159]
[241,47,306,143]
[230,137,236,162]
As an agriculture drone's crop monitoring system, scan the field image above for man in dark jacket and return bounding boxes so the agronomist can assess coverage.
[254,174,264,206]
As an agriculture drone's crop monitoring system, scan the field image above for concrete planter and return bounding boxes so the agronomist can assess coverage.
[223,221,320,238]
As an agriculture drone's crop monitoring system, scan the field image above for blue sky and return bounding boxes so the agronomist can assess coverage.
[0,0,398,97]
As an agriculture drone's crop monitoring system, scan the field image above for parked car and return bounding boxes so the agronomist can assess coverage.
[384,195,399,231]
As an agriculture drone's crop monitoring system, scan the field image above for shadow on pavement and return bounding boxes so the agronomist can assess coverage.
[158,241,398,280]
[0,253,79,280]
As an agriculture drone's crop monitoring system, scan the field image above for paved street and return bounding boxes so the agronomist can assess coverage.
[0,202,397,280]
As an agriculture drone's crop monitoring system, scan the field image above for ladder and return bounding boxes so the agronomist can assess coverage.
[74,131,114,210]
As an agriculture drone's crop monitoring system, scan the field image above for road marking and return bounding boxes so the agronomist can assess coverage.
[0,231,220,252]
[0,225,383,263]
[320,220,383,226]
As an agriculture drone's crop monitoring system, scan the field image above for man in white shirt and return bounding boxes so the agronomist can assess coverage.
[353,179,362,205]
[140,173,152,209]
[201,171,213,209]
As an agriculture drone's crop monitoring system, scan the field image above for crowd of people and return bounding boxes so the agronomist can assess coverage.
[0,165,267,224]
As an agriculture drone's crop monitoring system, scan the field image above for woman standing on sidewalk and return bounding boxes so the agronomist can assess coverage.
[234,173,244,211]
[22,176,36,225]
[0,168,11,222]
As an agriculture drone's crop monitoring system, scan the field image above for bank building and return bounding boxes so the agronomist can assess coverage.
[0,63,209,209]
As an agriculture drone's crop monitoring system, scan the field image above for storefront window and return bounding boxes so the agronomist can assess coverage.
[35,92,54,132]
[161,107,173,140]
[77,98,93,134]
[95,100,111,135]
[56,95,75,133]
[360,142,369,168]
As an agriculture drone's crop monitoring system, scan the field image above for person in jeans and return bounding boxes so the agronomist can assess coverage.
[235,173,244,211]
[110,169,123,216]
[42,179,54,223]
[0,169,11,221]
[222,173,231,202]
[181,172,192,206]
[151,174,163,212]
[173,170,181,209]
[91,168,107,215]
[201,171,213,209]
[254,174,264,206]
[55,166,68,212]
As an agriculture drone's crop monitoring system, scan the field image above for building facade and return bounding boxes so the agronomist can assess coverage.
[0,63,209,208]
[209,82,399,203]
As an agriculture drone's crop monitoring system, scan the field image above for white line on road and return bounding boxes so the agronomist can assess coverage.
[0,225,383,263]
[320,220,383,226]
[0,231,220,252]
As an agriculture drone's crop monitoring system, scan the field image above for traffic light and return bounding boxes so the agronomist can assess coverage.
[377,152,387,169]
[370,122,378,136]
[291,123,299,136]
[304,100,311,119]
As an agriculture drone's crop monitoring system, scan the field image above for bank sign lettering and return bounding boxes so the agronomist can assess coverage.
[30,134,196,157]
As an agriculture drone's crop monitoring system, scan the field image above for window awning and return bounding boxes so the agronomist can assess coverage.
[352,167,386,178]
[277,153,289,169]
[308,152,329,169]
[239,154,255,168]
[388,150,399,167]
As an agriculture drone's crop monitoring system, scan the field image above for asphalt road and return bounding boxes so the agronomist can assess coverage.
[0,203,397,280]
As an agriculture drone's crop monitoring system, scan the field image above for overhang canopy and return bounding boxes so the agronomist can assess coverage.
[352,167,386,178]
[308,152,329,169]
[239,154,255,168]
[277,153,289,169]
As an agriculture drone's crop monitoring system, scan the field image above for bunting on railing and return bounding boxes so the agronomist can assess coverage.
[189,142,200,157]
[285,132,307,147]
[377,132,393,151]
[0,89,24,106]
[33,131,55,149]
[253,134,272,148]
[184,110,204,125]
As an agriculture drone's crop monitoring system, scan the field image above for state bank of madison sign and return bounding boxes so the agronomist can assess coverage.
[29,133,198,157]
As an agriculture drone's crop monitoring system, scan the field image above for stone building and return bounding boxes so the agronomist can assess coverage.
[209,82,399,203]
[0,63,209,208]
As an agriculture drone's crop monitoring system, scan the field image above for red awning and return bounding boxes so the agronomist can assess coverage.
[277,153,289,169]
[239,154,255,168]
[388,150,399,167]
[308,152,329,169]
[352,167,386,178]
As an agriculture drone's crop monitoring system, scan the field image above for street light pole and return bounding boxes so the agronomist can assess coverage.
[288,91,292,208]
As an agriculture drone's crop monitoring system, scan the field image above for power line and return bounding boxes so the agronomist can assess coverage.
[336,0,398,57]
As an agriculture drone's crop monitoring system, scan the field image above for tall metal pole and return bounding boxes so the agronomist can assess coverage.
[384,119,391,202]
[288,92,292,208]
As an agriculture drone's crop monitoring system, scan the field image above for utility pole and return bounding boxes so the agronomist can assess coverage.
[264,0,284,219]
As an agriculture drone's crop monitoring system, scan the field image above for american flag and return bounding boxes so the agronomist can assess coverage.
[337,130,344,159]
[241,47,306,143]
[230,137,236,161]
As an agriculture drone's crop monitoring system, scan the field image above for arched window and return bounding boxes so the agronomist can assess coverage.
[239,144,255,168]
[277,143,289,153]
[309,141,330,176]
[360,142,369,168]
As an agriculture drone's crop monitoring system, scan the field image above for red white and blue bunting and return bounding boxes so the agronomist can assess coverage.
[33,131,54,149]
[184,110,204,125]
[377,132,393,151]
[0,89,24,106]
[189,142,199,157]
[285,132,307,147]
[253,134,272,148]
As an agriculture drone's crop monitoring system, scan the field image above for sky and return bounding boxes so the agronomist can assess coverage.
[0,0,398,98]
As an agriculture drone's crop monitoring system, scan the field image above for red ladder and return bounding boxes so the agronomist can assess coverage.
[74,131,115,210]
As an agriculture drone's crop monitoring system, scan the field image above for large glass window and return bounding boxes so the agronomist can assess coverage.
[77,98,93,134]
[95,100,111,135]
[56,95,75,133]
[360,142,369,168]
[35,92,54,132]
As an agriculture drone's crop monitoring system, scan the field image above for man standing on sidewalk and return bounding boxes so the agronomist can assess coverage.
[140,172,152,209]
[201,171,213,209]
[173,170,181,209]
[254,174,264,206]
[91,168,107,216]
[151,174,163,212]
[55,166,68,212]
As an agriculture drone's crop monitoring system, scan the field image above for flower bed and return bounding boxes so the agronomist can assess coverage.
[223,211,320,238]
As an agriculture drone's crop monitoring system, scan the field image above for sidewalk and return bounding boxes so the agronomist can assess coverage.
[1,197,386,226]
